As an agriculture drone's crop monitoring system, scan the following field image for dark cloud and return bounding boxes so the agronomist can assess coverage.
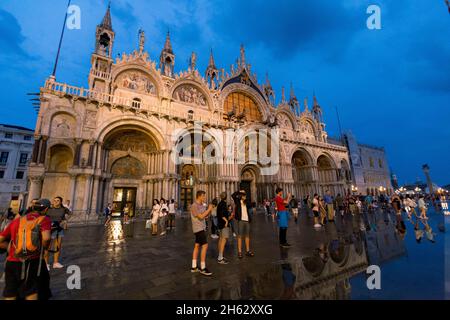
[209,0,361,60]
[0,9,30,59]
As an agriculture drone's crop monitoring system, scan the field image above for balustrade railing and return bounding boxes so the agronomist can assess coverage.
[44,79,231,128]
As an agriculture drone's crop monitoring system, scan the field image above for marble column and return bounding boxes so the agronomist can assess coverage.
[38,136,48,164]
[73,139,82,167]
[31,137,41,164]
[82,175,93,214]
[68,174,77,209]
[87,142,95,167]
[90,176,100,214]
[28,176,43,207]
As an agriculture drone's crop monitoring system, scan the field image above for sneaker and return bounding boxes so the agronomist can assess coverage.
[217,258,229,265]
[211,234,219,239]
[191,267,199,273]
[281,243,292,248]
[53,262,64,269]
[160,231,166,236]
[314,224,322,228]
[200,268,213,276]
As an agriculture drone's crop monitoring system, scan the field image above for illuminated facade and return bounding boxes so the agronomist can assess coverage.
[28,5,352,220]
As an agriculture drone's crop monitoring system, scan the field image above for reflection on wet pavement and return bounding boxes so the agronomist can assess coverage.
[0,207,444,300]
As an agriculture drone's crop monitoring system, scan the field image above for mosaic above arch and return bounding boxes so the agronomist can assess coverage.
[115,70,157,95]
[172,84,208,107]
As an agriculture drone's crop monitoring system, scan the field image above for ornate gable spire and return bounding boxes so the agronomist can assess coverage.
[208,49,216,69]
[138,29,145,54]
[312,93,323,122]
[160,30,175,77]
[239,44,246,67]
[281,86,286,104]
[303,97,309,112]
[163,30,173,53]
[205,49,219,89]
[289,82,300,115]
[264,72,275,105]
[189,51,197,71]
[99,1,113,31]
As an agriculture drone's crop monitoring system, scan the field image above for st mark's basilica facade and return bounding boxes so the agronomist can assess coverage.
[27,6,353,217]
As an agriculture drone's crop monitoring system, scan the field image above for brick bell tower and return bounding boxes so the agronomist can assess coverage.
[88,2,115,92]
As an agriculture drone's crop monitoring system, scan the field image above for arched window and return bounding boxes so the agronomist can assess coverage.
[224,92,262,122]
[378,158,383,168]
[132,98,141,109]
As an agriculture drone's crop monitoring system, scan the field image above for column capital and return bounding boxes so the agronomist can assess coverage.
[29,176,43,183]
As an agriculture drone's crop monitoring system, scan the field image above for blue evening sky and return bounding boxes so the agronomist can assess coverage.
[0,0,449,185]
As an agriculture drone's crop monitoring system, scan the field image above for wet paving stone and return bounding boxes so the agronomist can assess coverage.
[0,207,446,299]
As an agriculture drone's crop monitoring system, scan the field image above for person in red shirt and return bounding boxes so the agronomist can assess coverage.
[275,188,291,247]
[0,198,52,300]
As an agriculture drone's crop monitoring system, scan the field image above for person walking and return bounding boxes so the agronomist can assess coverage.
[312,194,321,228]
[0,199,52,300]
[404,195,418,219]
[190,190,215,276]
[231,190,254,259]
[103,203,112,226]
[216,192,230,264]
[365,194,374,213]
[151,199,160,236]
[324,190,335,222]
[264,199,271,216]
[168,199,176,230]
[275,187,292,248]
[44,196,70,270]
[418,195,428,220]
[319,196,327,225]
[334,193,344,217]
[210,198,219,239]
[159,198,168,236]
[289,196,299,224]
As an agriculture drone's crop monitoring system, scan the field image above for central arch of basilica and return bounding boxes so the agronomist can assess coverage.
[27,5,352,217]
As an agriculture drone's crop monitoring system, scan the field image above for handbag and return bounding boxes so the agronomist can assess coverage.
[145,219,152,229]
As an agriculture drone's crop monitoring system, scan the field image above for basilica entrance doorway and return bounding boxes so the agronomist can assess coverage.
[240,166,259,205]
[239,180,252,204]
[179,164,196,211]
[112,187,137,217]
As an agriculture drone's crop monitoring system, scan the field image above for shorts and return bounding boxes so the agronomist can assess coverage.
[236,220,250,237]
[168,213,175,221]
[3,259,51,300]
[51,229,64,239]
[194,230,208,245]
[313,210,319,218]
[219,227,230,239]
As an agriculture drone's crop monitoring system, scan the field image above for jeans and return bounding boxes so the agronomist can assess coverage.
[279,227,287,244]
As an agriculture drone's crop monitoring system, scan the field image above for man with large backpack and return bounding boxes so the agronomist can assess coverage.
[0,198,52,300]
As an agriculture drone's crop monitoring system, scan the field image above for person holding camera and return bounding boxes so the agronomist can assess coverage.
[231,190,254,259]
[190,190,215,276]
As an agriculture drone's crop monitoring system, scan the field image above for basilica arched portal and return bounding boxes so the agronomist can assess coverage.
[100,125,162,216]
